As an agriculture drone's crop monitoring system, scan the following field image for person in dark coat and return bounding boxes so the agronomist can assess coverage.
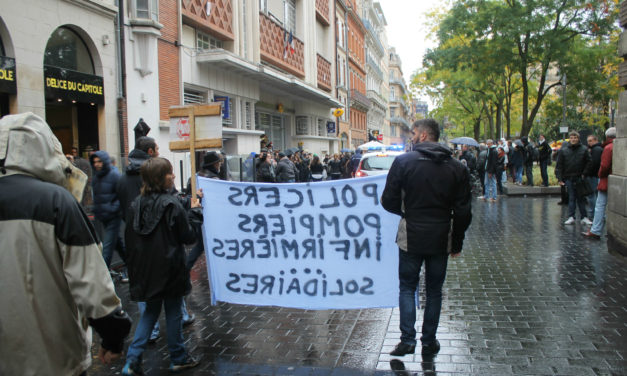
[510,144,524,185]
[328,153,343,180]
[116,137,159,220]
[256,152,276,182]
[382,119,472,357]
[476,144,487,197]
[123,157,202,375]
[484,140,498,201]
[310,154,326,181]
[275,152,298,182]
[556,131,592,225]
[584,134,604,220]
[537,134,551,187]
[90,150,123,269]
[496,146,506,195]
[350,149,363,177]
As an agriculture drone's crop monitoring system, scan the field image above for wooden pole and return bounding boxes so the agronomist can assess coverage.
[189,107,197,200]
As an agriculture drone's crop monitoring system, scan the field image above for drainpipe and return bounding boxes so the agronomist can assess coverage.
[115,0,128,160]
[344,8,350,140]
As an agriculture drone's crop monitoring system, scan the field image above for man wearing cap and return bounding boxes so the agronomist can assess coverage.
[583,127,616,240]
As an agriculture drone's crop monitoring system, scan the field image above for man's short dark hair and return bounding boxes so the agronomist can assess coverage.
[135,136,157,154]
[412,119,440,142]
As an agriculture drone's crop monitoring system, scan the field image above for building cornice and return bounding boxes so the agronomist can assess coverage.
[61,0,118,19]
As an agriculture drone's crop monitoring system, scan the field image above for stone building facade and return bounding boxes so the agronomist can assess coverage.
[611,2,627,256]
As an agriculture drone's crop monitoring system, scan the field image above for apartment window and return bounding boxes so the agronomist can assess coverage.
[296,116,309,135]
[284,0,296,33]
[242,101,253,130]
[337,56,346,87]
[197,31,223,50]
[134,0,158,21]
[317,118,326,136]
[183,89,207,105]
[336,18,345,48]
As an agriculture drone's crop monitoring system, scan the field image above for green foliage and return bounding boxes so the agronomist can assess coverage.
[412,0,620,140]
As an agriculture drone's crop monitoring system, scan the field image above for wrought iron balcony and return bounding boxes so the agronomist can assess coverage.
[350,89,371,111]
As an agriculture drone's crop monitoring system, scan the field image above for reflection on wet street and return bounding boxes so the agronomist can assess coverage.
[91,196,627,375]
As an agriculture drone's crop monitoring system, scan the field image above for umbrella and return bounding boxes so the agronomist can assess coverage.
[340,148,352,153]
[357,141,386,150]
[449,137,479,147]
[513,139,524,147]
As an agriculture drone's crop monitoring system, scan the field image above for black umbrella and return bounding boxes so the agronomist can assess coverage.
[134,118,151,144]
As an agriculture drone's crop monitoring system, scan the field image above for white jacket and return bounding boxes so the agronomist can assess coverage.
[0,113,121,376]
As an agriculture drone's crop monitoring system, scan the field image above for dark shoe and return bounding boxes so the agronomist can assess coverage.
[390,342,415,356]
[557,201,565,205]
[182,313,195,327]
[582,231,601,240]
[169,354,200,372]
[147,332,160,344]
[421,339,440,355]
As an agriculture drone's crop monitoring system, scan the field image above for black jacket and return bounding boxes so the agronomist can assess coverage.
[125,193,202,301]
[537,140,551,161]
[116,148,151,219]
[485,146,498,174]
[276,158,298,182]
[556,142,590,181]
[584,142,603,177]
[381,142,472,255]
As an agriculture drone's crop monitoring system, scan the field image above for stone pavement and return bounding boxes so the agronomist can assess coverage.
[90,196,627,375]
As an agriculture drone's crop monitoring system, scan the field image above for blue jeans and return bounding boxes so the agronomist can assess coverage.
[586,177,599,219]
[101,217,122,268]
[485,173,497,200]
[515,167,523,184]
[398,249,448,346]
[565,178,587,219]
[590,190,607,235]
[540,159,549,186]
[137,302,160,339]
[127,297,187,365]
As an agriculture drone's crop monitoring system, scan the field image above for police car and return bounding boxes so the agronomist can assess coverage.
[354,150,404,177]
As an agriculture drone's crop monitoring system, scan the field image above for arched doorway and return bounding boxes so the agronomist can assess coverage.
[340,132,349,150]
[44,26,103,156]
[0,19,16,118]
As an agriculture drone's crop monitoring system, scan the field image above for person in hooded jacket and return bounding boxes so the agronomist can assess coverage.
[382,119,472,357]
[90,150,124,269]
[0,112,131,376]
[123,157,203,375]
[584,134,604,220]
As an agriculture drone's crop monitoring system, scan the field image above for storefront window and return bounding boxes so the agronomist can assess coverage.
[44,27,94,74]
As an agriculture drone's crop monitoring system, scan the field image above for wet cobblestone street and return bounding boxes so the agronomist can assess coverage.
[91,196,627,375]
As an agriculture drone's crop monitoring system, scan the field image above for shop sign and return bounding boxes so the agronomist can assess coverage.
[44,65,104,104]
[326,121,336,135]
[0,56,17,94]
[214,96,230,119]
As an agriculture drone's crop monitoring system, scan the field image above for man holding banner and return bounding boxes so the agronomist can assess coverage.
[382,119,472,357]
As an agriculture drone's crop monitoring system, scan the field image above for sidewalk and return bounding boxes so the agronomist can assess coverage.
[90,196,627,375]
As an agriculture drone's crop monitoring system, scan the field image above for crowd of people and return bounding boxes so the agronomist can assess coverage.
[0,111,617,375]
[455,129,616,239]
[251,148,364,183]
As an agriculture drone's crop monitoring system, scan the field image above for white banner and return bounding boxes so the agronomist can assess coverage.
[198,175,400,310]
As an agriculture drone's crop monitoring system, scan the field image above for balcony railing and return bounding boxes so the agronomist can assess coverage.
[390,116,410,129]
[366,56,383,79]
[181,0,234,41]
[317,54,332,92]
[361,18,385,56]
[259,13,305,78]
[367,89,386,110]
[315,0,330,26]
[350,89,371,111]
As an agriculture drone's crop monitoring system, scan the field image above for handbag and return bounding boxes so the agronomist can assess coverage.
[575,177,592,198]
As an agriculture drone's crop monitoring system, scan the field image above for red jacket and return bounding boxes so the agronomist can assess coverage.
[597,139,614,192]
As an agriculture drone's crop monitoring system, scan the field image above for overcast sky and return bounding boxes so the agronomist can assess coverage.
[377,0,448,103]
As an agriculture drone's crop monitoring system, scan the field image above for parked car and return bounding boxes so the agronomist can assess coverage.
[354,151,404,177]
